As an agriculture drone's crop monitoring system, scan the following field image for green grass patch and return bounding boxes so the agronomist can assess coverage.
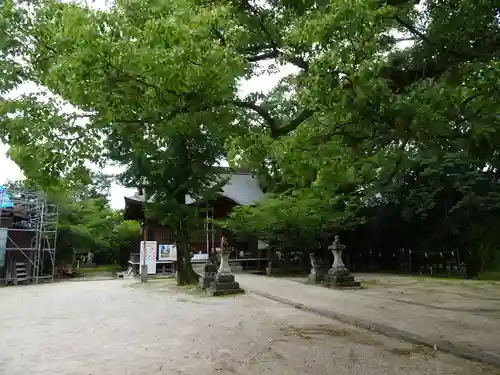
[409,275,463,283]
[408,275,500,287]
[267,269,307,278]
[386,345,436,357]
[130,278,206,297]
[173,282,206,297]
[281,325,353,340]
[477,271,500,281]
[359,279,380,287]
[77,264,120,275]
[376,271,500,283]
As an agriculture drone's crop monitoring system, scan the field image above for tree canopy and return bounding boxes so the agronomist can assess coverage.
[1,0,499,277]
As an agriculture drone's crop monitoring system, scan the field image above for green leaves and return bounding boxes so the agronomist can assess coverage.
[223,187,363,249]
[55,185,140,263]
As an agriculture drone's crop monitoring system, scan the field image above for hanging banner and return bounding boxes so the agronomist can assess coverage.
[140,241,157,274]
[0,228,7,267]
[158,244,177,261]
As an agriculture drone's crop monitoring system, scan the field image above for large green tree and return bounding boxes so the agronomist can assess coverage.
[1,0,499,276]
[1,0,240,284]
[221,0,500,266]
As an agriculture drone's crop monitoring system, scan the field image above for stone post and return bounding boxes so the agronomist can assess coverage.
[140,265,148,283]
[265,247,273,276]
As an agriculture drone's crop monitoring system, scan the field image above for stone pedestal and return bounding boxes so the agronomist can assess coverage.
[265,259,273,276]
[197,260,217,290]
[207,241,245,296]
[325,273,361,288]
[308,253,326,283]
[325,236,360,289]
[265,265,272,276]
[208,273,245,296]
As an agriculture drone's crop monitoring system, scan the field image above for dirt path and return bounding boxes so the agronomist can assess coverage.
[353,274,500,317]
[236,274,500,367]
[0,279,497,375]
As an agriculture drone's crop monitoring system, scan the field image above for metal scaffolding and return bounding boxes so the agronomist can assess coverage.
[0,187,59,285]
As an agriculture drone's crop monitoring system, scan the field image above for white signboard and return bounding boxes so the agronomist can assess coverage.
[191,253,208,262]
[258,240,269,250]
[158,244,177,261]
[140,241,157,274]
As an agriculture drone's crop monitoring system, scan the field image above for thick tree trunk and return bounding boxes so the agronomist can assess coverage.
[176,219,198,286]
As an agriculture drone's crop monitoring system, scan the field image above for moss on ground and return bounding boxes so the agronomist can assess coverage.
[386,345,436,357]
[477,271,500,281]
[77,264,120,275]
[129,278,207,297]
[281,326,352,340]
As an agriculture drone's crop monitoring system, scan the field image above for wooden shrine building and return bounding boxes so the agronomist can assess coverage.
[123,171,268,275]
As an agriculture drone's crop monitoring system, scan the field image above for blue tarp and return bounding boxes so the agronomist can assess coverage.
[0,185,14,209]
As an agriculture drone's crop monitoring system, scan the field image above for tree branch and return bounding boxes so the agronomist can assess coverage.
[211,26,227,47]
[285,55,309,71]
[232,99,277,130]
[107,53,312,136]
[230,2,309,70]
[239,0,278,49]
[187,59,204,67]
[308,121,367,143]
[246,50,279,62]
[394,15,486,60]
[237,0,309,70]
[232,99,315,138]
[394,37,417,42]
[394,15,436,48]
[244,49,308,70]
[105,61,183,98]
[240,43,274,54]
[274,109,315,137]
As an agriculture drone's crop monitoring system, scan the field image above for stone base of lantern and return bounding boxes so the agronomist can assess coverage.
[207,274,245,297]
[325,268,361,289]
[308,267,327,284]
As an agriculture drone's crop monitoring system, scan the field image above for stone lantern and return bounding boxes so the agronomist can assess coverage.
[207,236,244,296]
[325,235,361,288]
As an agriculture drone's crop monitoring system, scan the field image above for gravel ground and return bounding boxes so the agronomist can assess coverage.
[0,279,497,375]
[352,274,500,317]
